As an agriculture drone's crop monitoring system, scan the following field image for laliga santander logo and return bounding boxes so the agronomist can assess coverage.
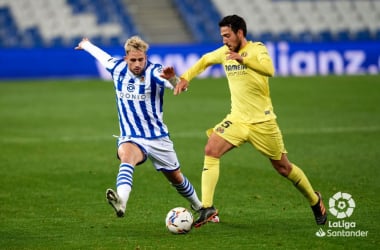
[329,192,356,219]
[316,192,368,238]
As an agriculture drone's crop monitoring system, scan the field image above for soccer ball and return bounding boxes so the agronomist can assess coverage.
[165,207,193,234]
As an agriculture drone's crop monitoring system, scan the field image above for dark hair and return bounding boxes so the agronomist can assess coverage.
[218,15,247,37]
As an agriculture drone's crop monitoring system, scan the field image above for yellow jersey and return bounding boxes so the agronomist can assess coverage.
[181,41,276,124]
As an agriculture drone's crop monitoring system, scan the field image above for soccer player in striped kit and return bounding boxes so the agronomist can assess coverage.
[75,36,202,217]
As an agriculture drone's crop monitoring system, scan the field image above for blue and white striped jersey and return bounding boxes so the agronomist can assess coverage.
[82,41,174,139]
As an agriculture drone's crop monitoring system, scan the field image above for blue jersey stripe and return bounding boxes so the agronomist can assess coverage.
[117,65,127,91]
[149,78,158,137]
[109,59,126,92]
[120,99,135,136]
[117,99,127,136]
[128,99,145,137]
[150,67,166,135]
[158,87,166,135]
[139,100,156,138]
[138,84,145,94]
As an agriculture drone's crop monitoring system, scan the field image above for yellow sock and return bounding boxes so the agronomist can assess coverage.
[201,156,220,207]
[287,164,319,205]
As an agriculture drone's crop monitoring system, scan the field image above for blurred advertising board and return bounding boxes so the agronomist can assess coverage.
[0,41,379,79]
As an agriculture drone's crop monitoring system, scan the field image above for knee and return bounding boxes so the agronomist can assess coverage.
[117,146,144,166]
[204,144,221,158]
[165,170,183,185]
[118,151,131,164]
[272,161,292,177]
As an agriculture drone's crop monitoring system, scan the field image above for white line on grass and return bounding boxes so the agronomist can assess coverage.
[282,125,380,135]
[1,125,379,144]
[173,125,380,137]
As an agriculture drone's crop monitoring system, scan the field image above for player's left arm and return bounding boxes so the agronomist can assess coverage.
[154,66,180,90]
[160,66,180,88]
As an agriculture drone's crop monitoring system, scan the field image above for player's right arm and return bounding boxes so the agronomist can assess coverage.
[174,47,224,95]
[75,38,114,69]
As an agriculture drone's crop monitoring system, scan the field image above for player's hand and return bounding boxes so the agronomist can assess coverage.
[174,79,188,95]
[160,66,175,80]
[226,51,243,63]
[74,38,89,50]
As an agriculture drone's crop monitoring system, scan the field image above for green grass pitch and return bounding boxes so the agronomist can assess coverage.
[0,75,379,249]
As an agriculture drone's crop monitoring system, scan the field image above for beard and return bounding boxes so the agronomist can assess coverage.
[233,40,242,52]
[131,67,143,75]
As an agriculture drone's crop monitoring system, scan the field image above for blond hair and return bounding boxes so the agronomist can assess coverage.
[124,36,149,54]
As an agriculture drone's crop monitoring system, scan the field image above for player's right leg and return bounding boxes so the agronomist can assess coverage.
[106,162,135,217]
[194,118,243,227]
[194,206,219,228]
[106,141,145,217]
[106,188,125,217]
[193,154,221,227]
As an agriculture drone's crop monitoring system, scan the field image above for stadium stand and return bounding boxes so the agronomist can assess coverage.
[173,0,221,43]
[123,0,192,44]
[0,0,379,48]
[0,0,136,47]
[212,0,380,42]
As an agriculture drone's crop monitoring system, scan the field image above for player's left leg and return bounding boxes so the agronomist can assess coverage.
[271,155,327,225]
[162,170,202,211]
[249,119,327,225]
[271,154,318,204]
[149,136,202,211]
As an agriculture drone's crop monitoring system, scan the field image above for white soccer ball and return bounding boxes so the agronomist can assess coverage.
[165,207,193,234]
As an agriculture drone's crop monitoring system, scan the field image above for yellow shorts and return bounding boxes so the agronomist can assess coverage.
[208,115,287,160]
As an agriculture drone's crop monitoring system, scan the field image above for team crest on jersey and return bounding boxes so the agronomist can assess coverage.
[157,65,163,73]
[127,84,135,92]
[216,126,225,134]
[241,52,248,57]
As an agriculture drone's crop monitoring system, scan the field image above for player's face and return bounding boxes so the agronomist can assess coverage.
[220,26,242,52]
[125,50,147,75]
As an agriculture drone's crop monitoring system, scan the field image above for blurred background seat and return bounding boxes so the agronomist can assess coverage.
[0,0,379,48]
[213,0,380,43]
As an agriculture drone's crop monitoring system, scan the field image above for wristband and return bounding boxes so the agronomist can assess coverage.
[169,76,180,86]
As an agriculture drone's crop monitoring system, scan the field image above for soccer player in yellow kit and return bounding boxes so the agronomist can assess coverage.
[174,15,327,228]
